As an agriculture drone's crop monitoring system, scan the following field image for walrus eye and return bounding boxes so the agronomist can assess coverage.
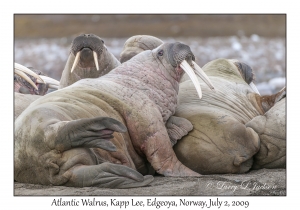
[158,50,164,56]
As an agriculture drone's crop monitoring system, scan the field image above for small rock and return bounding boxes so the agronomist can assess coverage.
[251,34,260,42]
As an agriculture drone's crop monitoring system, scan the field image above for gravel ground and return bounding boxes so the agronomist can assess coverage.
[14,169,286,196]
[15,35,286,95]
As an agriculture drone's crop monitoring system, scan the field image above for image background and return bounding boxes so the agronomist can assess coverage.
[14,14,286,95]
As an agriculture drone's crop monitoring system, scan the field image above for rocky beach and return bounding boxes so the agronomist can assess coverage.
[15,35,285,95]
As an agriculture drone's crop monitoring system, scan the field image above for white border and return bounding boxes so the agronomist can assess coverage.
[5,1,299,209]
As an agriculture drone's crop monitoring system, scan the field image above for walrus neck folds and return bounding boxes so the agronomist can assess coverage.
[103,52,179,122]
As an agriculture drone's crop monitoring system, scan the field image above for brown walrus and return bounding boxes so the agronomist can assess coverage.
[15,42,214,188]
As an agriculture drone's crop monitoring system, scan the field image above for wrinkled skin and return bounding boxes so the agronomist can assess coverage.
[246,97,286,169]
[117,35,286,174]
[173,59,286,174]
[119,35,193,145]
[59,34,120,88]
[120,35,163,63]
[14,92,41,120]
[15,42,204,189]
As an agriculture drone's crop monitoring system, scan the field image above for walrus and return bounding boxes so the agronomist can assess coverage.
[120,35,164,63]
[15,34,118,117]
[118,36,286,173]
[15,63,46,95]
[14,63,59,119]
[59,34,120,88]
[14,63,59,95]
[15,35,119,119]
[246,95,286,169]
[15,42,214,188]
[173,58,286,174]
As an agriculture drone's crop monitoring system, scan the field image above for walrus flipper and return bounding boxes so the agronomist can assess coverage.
[65,162,154,188]
[248,86,286,114]
[53,117,127,152]
[166,116,193,146]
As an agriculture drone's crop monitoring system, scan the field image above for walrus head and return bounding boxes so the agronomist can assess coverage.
[232,60,260,95]
[59,34,120,89]
[70,34,105,72]
[14,63,59,95]
[152,42,215,99]
[120,35,164,63]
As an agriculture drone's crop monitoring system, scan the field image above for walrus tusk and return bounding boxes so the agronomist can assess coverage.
[71,51,81,73]
[15,63,44,84]
[14,69,38,90]
[38,75,60,90]
[93,51,99,71]
[48,84,59,89]
[192,61,215,90]
[180,60,203,99]
[249,82,260,95]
